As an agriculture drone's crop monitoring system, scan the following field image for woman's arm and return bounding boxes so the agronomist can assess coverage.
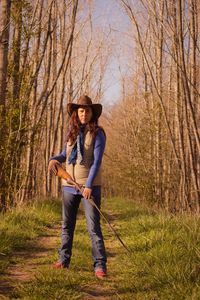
[48,145,67,174]
[49,145,67,163]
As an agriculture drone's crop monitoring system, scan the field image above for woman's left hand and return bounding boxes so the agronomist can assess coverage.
[82,187,92,199]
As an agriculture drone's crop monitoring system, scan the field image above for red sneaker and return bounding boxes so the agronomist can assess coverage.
[95,269,107,279]
[53,261,68,269]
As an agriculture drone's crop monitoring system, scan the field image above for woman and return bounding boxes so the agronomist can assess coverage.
[48,95,107,278]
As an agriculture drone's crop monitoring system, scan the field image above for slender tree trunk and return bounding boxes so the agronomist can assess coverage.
[0,0,11,210]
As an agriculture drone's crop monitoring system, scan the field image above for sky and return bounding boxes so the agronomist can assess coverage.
[92,0,132,106]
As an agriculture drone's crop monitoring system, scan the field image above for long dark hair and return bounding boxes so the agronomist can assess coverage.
[66,108,105,145]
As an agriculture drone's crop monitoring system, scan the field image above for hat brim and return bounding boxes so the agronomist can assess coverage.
[67,103,102,119]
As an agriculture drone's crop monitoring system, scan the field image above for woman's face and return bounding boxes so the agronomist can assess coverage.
[78,106,93,125]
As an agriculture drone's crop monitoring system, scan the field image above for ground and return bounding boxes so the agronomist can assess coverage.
[0,223,119,300]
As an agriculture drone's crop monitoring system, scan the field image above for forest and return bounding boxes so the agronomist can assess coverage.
[0,0,199,213]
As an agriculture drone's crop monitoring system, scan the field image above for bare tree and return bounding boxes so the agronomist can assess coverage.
[0,0,11,210]
[112,0,200,212]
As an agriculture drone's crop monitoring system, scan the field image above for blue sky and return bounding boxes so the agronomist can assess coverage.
[92,0,132,106]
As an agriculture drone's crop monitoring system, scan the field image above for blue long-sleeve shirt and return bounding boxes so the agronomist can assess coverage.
[50,129,106,194]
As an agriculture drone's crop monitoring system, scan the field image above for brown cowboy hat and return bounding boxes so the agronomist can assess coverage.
[67,95,102,119]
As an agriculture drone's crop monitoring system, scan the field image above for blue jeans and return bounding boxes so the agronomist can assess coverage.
[59,187,107,271]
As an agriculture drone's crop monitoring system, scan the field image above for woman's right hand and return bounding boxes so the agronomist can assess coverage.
[48,160,59,175]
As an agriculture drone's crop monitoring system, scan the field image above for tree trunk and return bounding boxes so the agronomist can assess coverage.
[0,0,11,211]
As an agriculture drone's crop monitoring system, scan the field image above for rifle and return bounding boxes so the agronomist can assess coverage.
[53,163,132,255]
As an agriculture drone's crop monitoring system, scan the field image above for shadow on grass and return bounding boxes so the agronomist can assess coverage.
[117,280,169,298]
[83,284,117,298]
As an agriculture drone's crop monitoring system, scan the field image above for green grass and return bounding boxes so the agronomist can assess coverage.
[1,197,200,299]
[0,198,61,271]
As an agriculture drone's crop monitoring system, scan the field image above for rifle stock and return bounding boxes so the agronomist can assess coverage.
[52,163,132,254]
[55,163,75,186]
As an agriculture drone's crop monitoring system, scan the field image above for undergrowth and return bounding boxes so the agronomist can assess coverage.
[1,197,200,299]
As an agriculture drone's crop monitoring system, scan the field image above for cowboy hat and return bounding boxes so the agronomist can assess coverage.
[67,95,102,119]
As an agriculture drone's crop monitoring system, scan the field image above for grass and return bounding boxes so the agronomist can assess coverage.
[0,198,61,272]
[1,197,200,299]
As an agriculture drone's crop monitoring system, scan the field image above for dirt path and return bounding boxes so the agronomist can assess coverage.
[0,225,59,300]
[0,223,118,300]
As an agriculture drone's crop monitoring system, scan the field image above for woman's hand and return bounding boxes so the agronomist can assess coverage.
[82,187,92,199]
[48,160,59,175]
